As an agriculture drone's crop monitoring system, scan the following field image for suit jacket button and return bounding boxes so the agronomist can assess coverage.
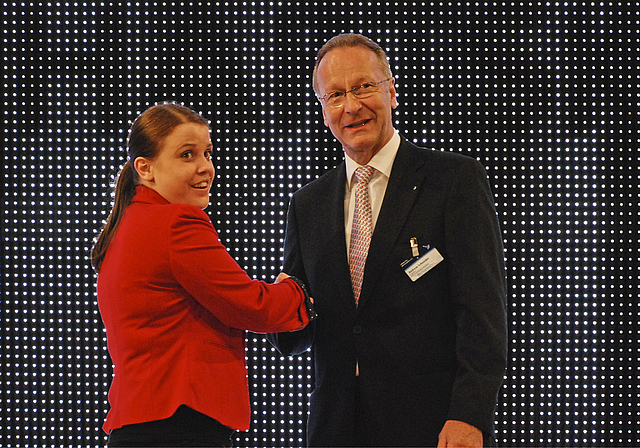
[353,325,362,335]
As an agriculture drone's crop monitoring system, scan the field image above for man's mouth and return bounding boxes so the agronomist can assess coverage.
[346,119,371,128]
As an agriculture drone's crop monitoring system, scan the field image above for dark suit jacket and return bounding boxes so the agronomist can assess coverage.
[268,138,507,447]
[98,186,310,433]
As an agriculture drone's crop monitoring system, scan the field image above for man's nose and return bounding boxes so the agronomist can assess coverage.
[343,91,363,112]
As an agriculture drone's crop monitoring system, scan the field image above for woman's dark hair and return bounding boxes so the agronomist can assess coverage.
[90,103,209,273]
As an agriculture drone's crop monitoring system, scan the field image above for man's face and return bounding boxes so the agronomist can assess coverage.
[316,46,397,165]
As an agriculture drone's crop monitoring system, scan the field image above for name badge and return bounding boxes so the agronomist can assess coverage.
[404,247,444,282]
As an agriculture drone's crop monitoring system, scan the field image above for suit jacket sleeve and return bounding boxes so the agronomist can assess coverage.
[266,195,316,356]
[443,157,507,434]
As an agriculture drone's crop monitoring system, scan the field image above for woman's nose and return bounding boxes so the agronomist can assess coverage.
[199,156,215,177]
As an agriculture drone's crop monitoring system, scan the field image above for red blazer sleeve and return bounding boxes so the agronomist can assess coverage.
[168,205,309,333]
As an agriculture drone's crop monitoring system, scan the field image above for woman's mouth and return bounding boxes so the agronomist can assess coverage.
[192,181,209,189]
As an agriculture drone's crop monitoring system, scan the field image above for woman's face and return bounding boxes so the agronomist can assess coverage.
[137,122,215,209]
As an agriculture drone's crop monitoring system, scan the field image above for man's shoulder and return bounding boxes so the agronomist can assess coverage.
[293,164,343,197]
[403,139,477,163]
[400,140,485,178]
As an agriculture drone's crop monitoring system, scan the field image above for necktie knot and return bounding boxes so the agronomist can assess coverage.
[355,165,375,186]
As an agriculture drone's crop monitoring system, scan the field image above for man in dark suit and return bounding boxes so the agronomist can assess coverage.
[268,33,507,447]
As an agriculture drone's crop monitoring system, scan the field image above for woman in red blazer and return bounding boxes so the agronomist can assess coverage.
[91,103,314,447]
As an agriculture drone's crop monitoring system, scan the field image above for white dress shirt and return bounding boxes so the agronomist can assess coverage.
[344,130,401,255]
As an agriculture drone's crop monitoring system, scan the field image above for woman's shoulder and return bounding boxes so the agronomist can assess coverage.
[131,186,212,222]
[167,203,212,225]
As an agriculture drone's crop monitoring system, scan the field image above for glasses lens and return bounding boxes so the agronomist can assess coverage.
[324,91,343,107]
[353,83,377,98]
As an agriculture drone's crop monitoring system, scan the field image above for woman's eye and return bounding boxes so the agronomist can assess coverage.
[204,150,212,160]
[181,151,193,159]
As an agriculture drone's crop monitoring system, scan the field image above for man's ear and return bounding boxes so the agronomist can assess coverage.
[322,107,329,127]
[389,77,398,109]
[134,157,154,183]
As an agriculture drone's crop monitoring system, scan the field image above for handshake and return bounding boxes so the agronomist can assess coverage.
[274,272,315,329]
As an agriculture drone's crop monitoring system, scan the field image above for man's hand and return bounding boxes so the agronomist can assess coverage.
[437,420,483,448]
[274,272,290,283]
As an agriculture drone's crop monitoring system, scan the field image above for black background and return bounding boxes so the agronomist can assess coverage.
[1,3,638,447]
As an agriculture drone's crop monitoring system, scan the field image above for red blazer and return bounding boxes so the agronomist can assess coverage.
[97,186,309,433]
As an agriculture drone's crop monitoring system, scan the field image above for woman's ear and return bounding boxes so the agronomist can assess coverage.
[134,157,154,183]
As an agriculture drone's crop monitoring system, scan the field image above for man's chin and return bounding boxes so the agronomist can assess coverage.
[343,142,379,164]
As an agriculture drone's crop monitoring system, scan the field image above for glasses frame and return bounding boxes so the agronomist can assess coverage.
[318,77,392,108]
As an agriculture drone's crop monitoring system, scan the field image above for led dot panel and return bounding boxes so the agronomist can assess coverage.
[2,2,638,447]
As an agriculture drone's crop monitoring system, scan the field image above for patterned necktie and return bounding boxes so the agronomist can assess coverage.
[349,165,375,306]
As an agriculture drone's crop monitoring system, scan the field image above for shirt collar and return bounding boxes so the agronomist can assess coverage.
[345,130,400,189]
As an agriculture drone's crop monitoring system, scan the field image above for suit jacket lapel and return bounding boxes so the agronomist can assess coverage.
[325,163,359,313]
[359,139,428,307]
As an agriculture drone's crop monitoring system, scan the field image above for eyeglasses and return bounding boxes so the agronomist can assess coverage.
[318,77,392,108]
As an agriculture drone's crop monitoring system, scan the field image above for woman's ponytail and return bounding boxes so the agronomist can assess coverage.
[90,160,137,273]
